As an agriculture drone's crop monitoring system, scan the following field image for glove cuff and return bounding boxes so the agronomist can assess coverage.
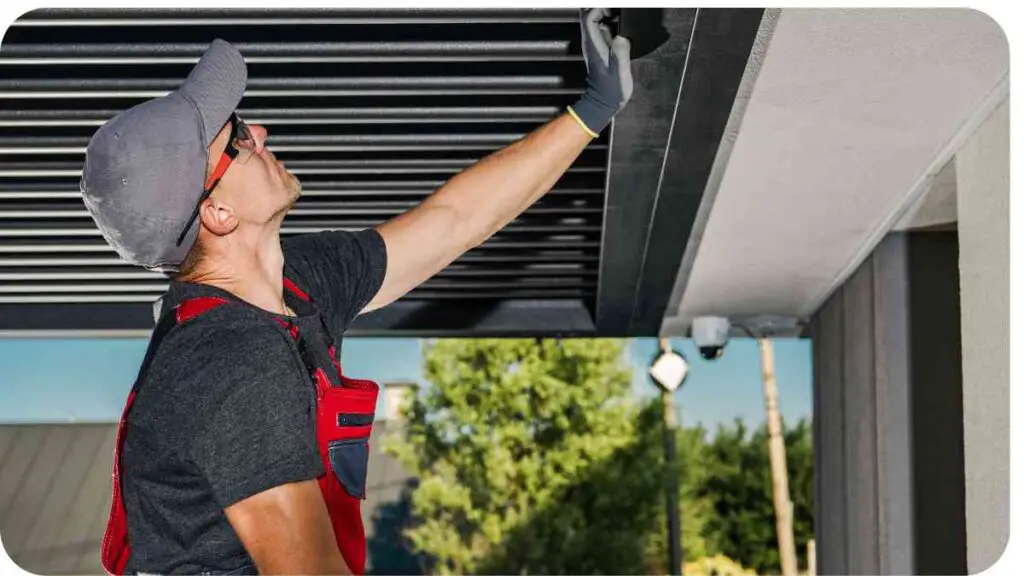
[567,105,599,138]
[568,91,617,137]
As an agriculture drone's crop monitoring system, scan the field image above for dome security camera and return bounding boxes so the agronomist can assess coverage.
[691,316,731,361]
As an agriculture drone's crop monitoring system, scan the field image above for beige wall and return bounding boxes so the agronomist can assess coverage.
[956,97,1010,573]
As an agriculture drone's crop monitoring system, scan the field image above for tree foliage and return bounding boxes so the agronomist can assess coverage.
[385,338,661,574]
[382,338,814,575]
[698,418,816,575]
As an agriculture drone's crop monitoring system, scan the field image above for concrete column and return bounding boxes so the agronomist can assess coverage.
[955,98,1010,573]
[809,231,966,575]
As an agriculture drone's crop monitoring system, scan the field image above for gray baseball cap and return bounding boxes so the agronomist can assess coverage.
[81,39,247,272]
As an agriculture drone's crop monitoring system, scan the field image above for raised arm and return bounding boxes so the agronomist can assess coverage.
[363,8,632,313]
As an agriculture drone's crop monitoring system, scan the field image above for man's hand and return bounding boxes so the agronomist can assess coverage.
[224,479,351,575]
[568,7,634,137]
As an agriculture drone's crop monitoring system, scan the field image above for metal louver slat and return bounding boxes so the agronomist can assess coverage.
[0,8,606,329]
[0,290,599,306]
[0,106,567,127]
[0,238,601,252]
[9,9,581,26]
[0,160,606,174]
[0,253,601,266]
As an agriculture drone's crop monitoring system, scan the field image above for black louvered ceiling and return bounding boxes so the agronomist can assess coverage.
[0,9,606,332]
[0,8,765,337]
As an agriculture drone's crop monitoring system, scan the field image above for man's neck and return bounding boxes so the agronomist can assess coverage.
[185,230,291,316]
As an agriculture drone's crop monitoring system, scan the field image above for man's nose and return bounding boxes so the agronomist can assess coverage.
[245,124,269,154]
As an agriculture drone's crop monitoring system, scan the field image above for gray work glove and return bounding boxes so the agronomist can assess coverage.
[568,8,634,137]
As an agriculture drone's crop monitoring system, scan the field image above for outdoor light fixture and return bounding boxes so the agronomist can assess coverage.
[649,338,687,575]
[649,343,689,393]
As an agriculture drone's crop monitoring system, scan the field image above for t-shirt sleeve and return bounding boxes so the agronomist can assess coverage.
[187,322,323,509]
[281,228,388,335]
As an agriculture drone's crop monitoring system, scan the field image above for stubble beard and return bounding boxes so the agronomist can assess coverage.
[272,172,302,221]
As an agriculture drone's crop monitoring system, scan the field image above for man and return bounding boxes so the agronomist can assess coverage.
[83,8,632,575]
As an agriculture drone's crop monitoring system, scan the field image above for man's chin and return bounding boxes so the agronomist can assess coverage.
[273,180,301,219]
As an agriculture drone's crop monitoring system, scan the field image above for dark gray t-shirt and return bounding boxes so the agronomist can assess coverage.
[120,229,387,575]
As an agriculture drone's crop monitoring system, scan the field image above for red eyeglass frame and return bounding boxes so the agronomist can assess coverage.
[176,114,253,246]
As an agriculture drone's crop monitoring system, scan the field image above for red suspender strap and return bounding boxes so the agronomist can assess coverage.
[102,388,137,576]
[283,276,337,352]
[177,297,229,324]
[273,317,301,341]
[283,276,311,302]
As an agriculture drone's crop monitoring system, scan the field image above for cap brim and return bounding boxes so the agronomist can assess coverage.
[178,39,248,148]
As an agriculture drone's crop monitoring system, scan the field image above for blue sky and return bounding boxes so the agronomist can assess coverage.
[0,337,812,432]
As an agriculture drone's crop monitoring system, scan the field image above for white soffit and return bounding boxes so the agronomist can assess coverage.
[672,8,1008,327]
[893,158,958,231]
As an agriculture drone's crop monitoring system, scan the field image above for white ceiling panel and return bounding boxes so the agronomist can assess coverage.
[667,8,1008,332]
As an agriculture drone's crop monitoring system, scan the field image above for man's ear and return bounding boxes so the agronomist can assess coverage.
[197,197,239,238]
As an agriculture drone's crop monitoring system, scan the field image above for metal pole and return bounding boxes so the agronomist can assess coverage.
[659,338,683,576]
[759,337,798,576]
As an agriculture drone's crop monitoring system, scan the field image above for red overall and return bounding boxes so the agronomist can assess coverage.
[101,278,379,575]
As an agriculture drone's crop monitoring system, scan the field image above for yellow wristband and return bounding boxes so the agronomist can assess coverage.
[567,106,600,139]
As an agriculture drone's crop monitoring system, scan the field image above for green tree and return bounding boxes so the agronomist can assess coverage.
[697,418,815,574]
[642,423,718,572]
[384,339,710,575]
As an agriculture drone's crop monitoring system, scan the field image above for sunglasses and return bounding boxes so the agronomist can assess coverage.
[175,114,257,246]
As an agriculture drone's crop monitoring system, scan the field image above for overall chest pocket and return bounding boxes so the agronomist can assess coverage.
[328,437,370,499]
[316,376,377,501]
